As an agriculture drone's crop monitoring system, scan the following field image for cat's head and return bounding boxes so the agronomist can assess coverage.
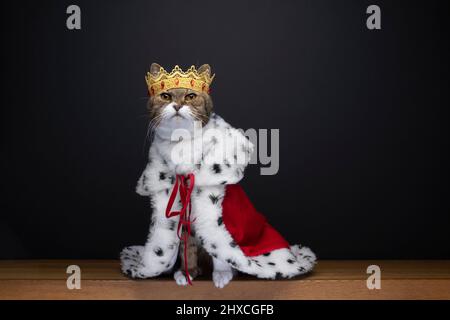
[147,63,214,139]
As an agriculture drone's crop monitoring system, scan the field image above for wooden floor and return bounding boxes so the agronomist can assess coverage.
[0,260,449,300]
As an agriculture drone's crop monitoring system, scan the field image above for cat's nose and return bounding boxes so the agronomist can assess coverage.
[172,104,182,112]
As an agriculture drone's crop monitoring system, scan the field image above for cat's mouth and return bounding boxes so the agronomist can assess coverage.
[171,113,186,120]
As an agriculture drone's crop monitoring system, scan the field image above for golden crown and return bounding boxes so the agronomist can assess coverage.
[145,65,215,96]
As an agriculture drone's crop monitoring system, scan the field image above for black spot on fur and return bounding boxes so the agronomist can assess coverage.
[154,247,164,256]
[209,194,220,204]
[287,259,295,264]
[298,267,306,273]
[275,272,283,280]
[212,164,222,174]
[211,136,218,144]
[165,188,169,195]
[268,262,276,266]
[242,144,251,154]
[169,175,175,184]
[252,259,262,267]
[229,241,237,248]
[196,188,202,195]
[168,220,176,231]
[217,216,223,226]
[211,253,218,258]
[263,252,271,256]
[211,243,217,250]
[196,163,201,170]
[226,259,237,267]
[159,172,166,180]
[221,180,227,185]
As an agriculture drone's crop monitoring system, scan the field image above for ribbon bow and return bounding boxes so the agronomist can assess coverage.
[165,173,195,285]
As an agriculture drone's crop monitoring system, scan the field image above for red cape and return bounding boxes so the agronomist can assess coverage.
[221,184,290,257]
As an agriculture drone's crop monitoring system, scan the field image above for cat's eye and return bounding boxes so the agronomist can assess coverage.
[160,93,171,101]
[185,93,197,101]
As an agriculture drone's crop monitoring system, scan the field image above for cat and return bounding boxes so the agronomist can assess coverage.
[147,63,234,287]
[120,63,316,288]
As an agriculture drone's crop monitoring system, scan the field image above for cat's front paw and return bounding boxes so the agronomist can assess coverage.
[174,270,193,286]
[212,270,233,289]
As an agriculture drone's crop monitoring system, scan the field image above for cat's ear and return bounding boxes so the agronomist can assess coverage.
[197,64,212,75]
[149,63,162,76]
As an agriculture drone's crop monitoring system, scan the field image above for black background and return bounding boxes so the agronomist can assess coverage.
[1,0,449,259]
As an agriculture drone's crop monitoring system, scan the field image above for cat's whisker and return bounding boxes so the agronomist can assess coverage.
[188,109,201,118]
[142,122,152,154]
[189,110,205,123]
[148,115,163,132]
[142,113,164,153]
